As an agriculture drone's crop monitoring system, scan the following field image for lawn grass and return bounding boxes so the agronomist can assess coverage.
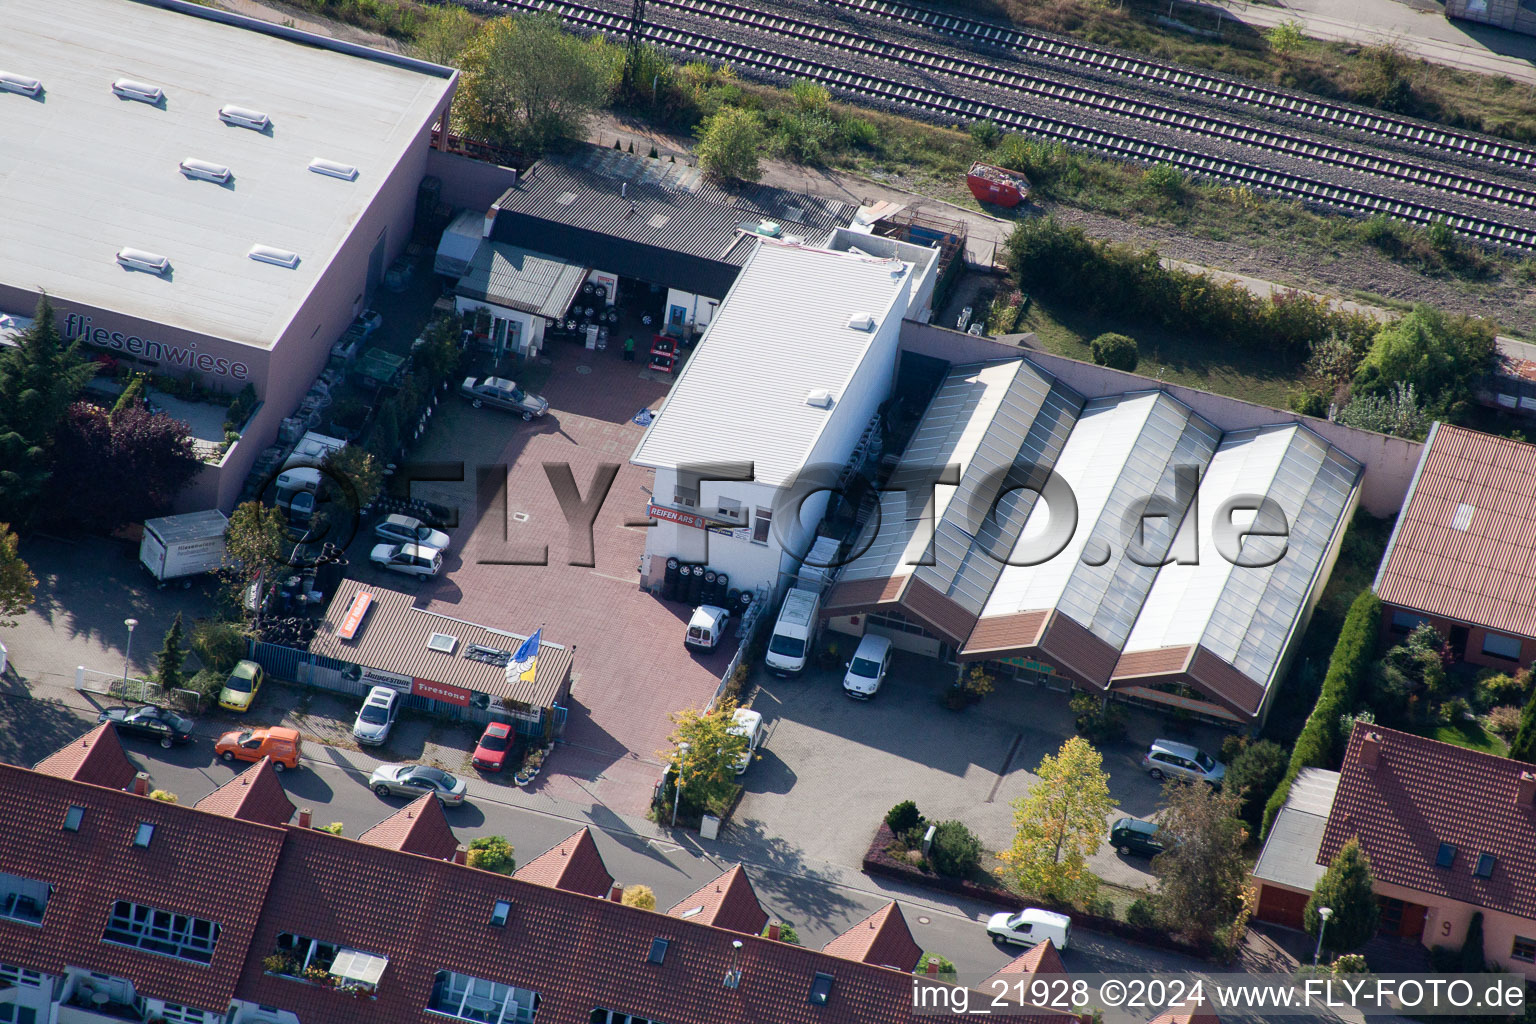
[945,0,1536,145]
[1014,296,1298,409]
[1423,720,1510,757]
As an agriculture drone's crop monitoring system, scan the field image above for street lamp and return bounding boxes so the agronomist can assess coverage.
[122,618,139,681]
[1312,906,1334,968]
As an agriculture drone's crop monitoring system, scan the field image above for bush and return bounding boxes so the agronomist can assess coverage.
[1478,670,1530,709]
[1087,896,1116,919]
[622,884,656,910]
[838,116,880,149]
[917,952,957,980]
[1089,332,1138,372]
[1331,953,1369,975]
[885,800,923,836]
[1139,163,1184,198]
[1289,389,1328,418]
[928,820,983,879]
[789,79,830,112]
[149,790,178,803]
[695,107,765,182]
[968,120,1002,148]
[1126,897,1159,928]
[1487,705,1523,737]
[1263,591,1382,838]
[190,619,248,675]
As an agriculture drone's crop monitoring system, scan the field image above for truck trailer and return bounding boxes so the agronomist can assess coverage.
[140,509,229,585]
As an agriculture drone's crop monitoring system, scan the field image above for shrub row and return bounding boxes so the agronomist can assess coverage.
[1261,590,1382,838]
[1005,217,1379,364]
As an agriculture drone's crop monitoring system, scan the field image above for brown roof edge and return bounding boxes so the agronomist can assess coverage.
[824,574,908,614]
[1036,612,1120,687]
[900,577,977,647]
[1111,646,1196,680]
[961,609,1049,657]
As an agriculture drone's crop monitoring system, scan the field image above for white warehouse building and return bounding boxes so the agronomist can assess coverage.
[631,230,936,599]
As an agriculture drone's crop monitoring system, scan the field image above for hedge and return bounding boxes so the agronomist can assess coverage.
[1261,590,1382,838]
[1005,218,1379,364]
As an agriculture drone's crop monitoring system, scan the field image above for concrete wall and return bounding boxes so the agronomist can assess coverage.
[898,321,1424,518]
[427,148,522,218]
[664,288,722,333]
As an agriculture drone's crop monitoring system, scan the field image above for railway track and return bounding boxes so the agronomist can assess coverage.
[828,0,1536,175]
[480,0,1536,250]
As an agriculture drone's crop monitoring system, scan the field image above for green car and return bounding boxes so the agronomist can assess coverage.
[1110,817,1164,858]
[218,660,265,713]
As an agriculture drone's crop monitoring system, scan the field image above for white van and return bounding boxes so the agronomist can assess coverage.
[842,634,892,699]
[986,908,1072,950]
[728,708,763,775]
[685,605,731,651]
[765,587,820,676]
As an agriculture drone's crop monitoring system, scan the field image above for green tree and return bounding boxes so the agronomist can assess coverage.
[664,697,750,813]
[1152,781,1248,943]
[695,107,766,182]
[1353,306,1495,415]
[1001,736,1118,904]
[621,884,656,910]
[454,14,611,153]
[413,5,480,66]
[1460,911,1486,971]
[149,790,178,803]
[1306,837,1379,954]
[467,835,517,874]
[1224,739,1289,836]
[1266,20,1306,61]
[0,523,37,628]
[221,501,290,606]
[1089,332,1139,372]
[111,373,148,417]
[0,295,97,523]
[1337,381,1428,440]
[1510,686,1536,763]
[321,445,384,515]
[929,820,983,878]
[155,613,187,692]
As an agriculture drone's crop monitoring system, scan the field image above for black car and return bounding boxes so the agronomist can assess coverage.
[1109,817,1165,858]
[98,706,195,748]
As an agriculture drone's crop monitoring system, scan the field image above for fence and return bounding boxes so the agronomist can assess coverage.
[74,666,203,713]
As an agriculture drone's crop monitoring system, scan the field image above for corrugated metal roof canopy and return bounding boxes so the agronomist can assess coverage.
[1375,422,1536,639]
[310,579,571,709]
[455,243,587,319]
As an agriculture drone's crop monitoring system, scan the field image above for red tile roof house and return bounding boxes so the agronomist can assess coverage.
[1373,423,1536,670]
[0,729,1087,1024]
[1253,724,1536,978]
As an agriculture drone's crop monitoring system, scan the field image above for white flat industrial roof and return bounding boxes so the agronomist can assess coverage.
[0,0,454,349]
[631,240,912,487]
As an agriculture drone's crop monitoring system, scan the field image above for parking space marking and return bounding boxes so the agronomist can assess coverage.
[589,570,640,585]
[986,732,1023,803]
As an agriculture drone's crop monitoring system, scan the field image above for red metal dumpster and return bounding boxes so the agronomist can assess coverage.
[966,161,1031,208]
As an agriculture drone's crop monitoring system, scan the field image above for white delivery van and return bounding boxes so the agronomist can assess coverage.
[765,586,820,676]
[685,605,731,651]
[139,510,230,584]
[728,707,763,775]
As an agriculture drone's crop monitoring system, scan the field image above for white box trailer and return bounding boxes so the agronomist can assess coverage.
[140,509,229,583]
[435,209,484,279]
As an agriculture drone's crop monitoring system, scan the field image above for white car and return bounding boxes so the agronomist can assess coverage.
[986,908,1072,950]
[369,542,442,578]
[351,685,400,746]
[461,376,549,420]
[842,634,892,699]
[374,514,450,552]
[727,707,763,775]
[685,605,731,651]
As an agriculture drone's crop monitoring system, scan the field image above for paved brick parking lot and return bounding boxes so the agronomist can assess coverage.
[731,650,1231,891]
[355,343,738,817]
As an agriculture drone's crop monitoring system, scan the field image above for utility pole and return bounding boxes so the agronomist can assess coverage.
[623,0,646,95]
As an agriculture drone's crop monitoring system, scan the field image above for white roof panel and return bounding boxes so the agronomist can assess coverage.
[631,241,911,487]
[0,0,454,349]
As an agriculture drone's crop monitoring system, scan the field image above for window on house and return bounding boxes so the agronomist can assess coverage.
[1476,853,1497,878]
[1436,843,1457,868]
[158,1004,215,1024]
[1482,631,1523,662]
[646,939,668,964]
[591,1011,669,1024]
[102,901,221,964]
[752,508,772,545]
[672,482,698,509]
[490,901,511,927]
[714,498,742,522]
[0,872,51,925]
[809,972,835,1006]
[427,969,539,1024]
[133,823,154,848]
[0,1005,37,1024]
[62,806,84,832]
[1389,611,1429,635]
[0,964,45,989]
[1514,937,1536,963]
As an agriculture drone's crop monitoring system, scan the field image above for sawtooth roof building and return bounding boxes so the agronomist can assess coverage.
[824,357,1362,726]
[0,0,457,509]
[0,724,1080,1024]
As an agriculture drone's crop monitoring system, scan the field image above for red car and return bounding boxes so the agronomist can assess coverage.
[472,722,513,772]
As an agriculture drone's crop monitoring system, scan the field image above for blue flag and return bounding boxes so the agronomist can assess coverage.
[508,628,541,686]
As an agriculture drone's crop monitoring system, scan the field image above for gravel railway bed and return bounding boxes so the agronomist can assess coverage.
[465,0,1536,250]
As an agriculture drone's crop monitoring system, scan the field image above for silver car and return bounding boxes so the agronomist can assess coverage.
[460,376,549,420]
[368,763,467,805]
[351,686,399,746]
[1142,739,1226,787]
[374,514,450,552]
[369,542,442,578]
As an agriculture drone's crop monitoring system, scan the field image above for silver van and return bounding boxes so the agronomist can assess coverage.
[1142,739,1225,787]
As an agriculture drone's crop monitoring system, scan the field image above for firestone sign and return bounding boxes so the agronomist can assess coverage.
[63,312,252,381]
[411,678,472,707]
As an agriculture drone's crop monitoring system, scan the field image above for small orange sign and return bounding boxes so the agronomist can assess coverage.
[337,591,373,640]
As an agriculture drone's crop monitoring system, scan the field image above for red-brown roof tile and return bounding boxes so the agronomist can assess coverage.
[822,902,923,972]
[823,575,907,615]
[963,610,1048,656]
[0,762,284,1012]
[1037,612,1120,688]
[1148,1013,1220,1024]
[193,758,296,827]
[902,576,978,647]
[1112,646,1194,679]
[513,826,614,897]
[1374,423,1536,639]
[33,723,137,790]
[357,794,459,860]
[1186,645,1269,716]
[666,864,769,935]
[1320,724,1536,919]
[988,939,1065,979]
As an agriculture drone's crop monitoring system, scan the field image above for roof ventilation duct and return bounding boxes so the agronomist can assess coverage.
[219,105,270,131]
[0,71,42,97]
[846,313,876,332]
[179,158,232,184]
[248,245,301,269]
[805,389,835,410]
[309,158,359,181]
[112,79,164,104]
